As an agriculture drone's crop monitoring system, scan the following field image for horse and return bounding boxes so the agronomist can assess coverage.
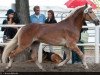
[2,4,100,71]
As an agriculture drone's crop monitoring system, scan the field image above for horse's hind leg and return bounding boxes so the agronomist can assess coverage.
[4,46,27,71]
[4,57,14,72]
[57,46,71,67]
[30,42,45,71]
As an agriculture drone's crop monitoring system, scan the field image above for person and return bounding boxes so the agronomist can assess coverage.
[30,5,46,24]
[72,21,88,64]
[45,10,57,53]
[45,10,66,61]
[43,48,63,64]
[1,9,20,42]
[45,10,57,23]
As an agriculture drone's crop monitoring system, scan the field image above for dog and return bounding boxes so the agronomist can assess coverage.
[26,46,65,64]
[43,50,63,64]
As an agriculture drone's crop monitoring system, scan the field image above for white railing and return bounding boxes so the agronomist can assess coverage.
[0,25,100,63]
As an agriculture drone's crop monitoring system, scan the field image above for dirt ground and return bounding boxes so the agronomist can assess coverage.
[0,50,100,72]
[0,61,100,72]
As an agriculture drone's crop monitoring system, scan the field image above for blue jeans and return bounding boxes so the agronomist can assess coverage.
[72,41,84,64]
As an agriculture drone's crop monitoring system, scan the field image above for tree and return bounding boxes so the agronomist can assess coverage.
[15,0,30,24]
[14,0,31,62]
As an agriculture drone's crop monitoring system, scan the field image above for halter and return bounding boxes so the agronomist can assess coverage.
[85,11,95,21]
[84,5,96,21]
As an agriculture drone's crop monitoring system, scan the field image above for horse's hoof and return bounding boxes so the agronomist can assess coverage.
[57,63,63,67]
[4,68,9,72]
[41,68,46,71]
[3,66,11,72]
[84,66,89,69]
[3,68,8,72]
[4,69,7,72]
[53,65,58,69]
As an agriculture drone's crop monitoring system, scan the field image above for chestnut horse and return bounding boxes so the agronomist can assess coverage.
[2,4,100,71]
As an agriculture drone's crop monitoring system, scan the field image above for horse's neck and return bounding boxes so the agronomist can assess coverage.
[74,12,85,32]
[63,8,84,32]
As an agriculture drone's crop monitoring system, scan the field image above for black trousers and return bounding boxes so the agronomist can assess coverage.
[72,41,84,64]
[3,28,17,42]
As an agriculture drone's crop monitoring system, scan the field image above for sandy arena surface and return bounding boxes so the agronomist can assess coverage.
[0,61,100,72]
[0,50,100,72]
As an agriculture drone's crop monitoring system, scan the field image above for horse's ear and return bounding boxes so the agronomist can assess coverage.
[85,3,88,8]
[84,3,88,13]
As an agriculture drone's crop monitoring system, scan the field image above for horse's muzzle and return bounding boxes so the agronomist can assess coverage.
[93,19,100,25]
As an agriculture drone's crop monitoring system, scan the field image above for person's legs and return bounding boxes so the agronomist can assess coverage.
[72,51,79,64]
[72,41,84,64]
[63,51,66,60]
[76,46,84,62]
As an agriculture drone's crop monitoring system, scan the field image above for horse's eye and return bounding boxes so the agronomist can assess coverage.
[89,12,92,13]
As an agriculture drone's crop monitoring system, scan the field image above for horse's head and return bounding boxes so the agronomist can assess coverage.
[83,4,100,25]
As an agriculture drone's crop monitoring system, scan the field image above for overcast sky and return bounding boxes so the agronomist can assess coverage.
[0,0,68,8]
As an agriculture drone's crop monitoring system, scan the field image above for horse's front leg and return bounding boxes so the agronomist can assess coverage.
[68,43,89,69]
[31,42,46,71]
[57,46,71,67]
[58,42,88,69]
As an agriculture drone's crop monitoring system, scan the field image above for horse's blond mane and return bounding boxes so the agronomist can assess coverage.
[66,5,85,19]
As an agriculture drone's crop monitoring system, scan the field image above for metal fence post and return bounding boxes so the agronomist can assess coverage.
[95,26,99,63]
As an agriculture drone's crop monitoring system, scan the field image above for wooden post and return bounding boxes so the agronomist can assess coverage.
[14,0,31,62]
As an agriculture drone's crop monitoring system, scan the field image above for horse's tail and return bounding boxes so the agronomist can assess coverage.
[2,28,21,63]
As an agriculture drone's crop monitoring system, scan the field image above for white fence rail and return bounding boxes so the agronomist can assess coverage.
[0,25,100,63]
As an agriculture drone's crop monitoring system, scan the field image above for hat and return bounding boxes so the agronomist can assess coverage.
[6,9,14,16]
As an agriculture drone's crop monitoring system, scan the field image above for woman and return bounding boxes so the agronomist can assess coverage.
[1,9,20,42]
[45,10,57,24]
[44,10,66,62]
[45,10,57,52]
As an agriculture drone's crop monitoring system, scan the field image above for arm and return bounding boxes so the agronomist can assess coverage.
[1,20,7,31]
[54,19,57,23]
[43,15,46,23]
[45,19,48,23]
[30,15,34,23]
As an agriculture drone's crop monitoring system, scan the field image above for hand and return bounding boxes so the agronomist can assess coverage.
[8,19,12,24]
[8,21,12,24]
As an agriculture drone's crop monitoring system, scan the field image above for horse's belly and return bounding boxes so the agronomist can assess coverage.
[39,37,67,46]
[38,31,69,46]
[58,39,67,46]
